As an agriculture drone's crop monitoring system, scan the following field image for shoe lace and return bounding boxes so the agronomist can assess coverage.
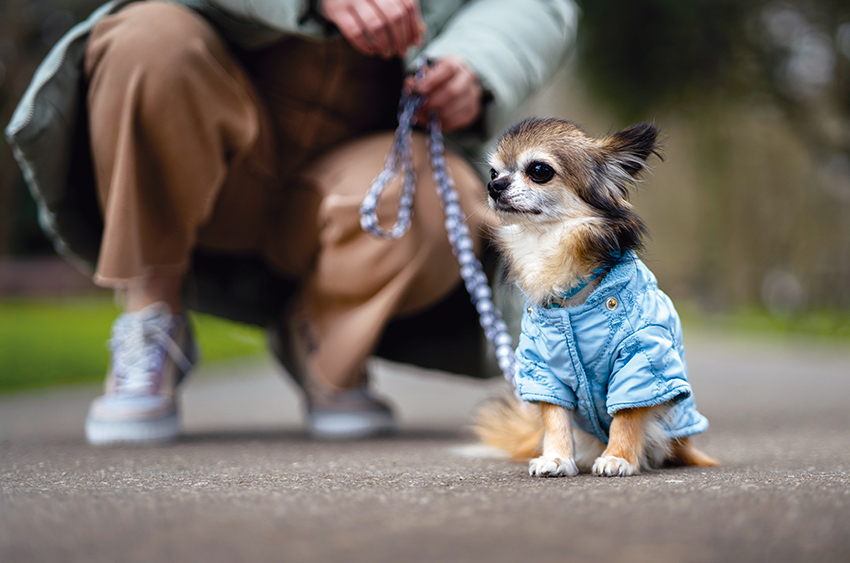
[109,310,194,394]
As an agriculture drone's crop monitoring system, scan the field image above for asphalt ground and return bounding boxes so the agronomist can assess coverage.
[1,332,849,562]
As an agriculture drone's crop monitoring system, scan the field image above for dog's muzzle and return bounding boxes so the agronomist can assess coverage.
[488,178,510,200]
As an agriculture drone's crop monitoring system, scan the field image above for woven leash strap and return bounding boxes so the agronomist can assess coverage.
[359,61,518,388]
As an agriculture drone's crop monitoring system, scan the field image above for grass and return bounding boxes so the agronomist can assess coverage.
[676,301,850,344]
[1,297,848,395]
[0,297,266,394]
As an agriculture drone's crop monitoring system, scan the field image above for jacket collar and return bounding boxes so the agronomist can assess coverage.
[581,251,639,308]
[529,251,639,314]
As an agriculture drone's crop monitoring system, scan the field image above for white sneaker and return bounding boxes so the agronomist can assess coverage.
[266,317,397,439]
[85,303,197,445]
[304,386,397,439]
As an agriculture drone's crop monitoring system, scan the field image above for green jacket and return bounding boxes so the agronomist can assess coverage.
[5,0,577,377]
[193,0,578,147]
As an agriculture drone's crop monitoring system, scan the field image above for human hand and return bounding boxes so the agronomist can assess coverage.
[321,0,425,59]
[405,57,483,132]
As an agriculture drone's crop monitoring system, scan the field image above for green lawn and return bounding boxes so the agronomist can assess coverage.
[0,298,266,393]
[675,302,850,343]
[1,297,848,394]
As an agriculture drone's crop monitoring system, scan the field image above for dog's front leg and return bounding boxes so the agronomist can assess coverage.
[528,403,579,477]
[592,406,653,477]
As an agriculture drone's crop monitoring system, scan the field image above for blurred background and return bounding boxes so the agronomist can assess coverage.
[1,0,849,393]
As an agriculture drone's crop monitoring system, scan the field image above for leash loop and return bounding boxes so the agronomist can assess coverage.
[359,60,518,387]
[358,66,425,240]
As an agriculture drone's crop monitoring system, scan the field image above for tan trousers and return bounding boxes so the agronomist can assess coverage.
[84,2,491,389]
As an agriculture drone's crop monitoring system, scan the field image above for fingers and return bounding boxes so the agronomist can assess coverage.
[331,6,374,55]
[439,86,481,131]
[380,0,418,57]
[322,0,425,59]
[358,1,394,58]
[371,0,425,57]
[411,57,483,132]
[414,58,454,96]
[403,0,426,49]
[419,63,467,108]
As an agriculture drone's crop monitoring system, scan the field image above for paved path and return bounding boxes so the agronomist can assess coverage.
[2,333,849,562]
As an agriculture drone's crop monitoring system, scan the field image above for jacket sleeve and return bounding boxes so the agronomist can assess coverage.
[417,0,579,140]
[605,324,693,415]
[514,312,579,410]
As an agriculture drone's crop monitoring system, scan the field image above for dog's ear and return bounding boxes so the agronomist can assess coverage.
[575,124,657,260]
[600,122,662,180]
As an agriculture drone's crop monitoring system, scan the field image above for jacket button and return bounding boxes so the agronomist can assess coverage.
[526,307,532,313]
[605,297,618,310]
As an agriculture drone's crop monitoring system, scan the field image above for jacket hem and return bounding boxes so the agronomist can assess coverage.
[665,417,710,440]
[606,385,691,416]
[517,392,576,411]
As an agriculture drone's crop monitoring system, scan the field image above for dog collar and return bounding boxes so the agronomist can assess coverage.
[545,258,624,309]
[545,268,605,309]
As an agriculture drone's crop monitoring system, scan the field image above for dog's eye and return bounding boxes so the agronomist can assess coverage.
[527,162,554,183]
[489,168,498,181]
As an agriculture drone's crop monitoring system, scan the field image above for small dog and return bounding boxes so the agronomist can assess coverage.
[476,118,716,477]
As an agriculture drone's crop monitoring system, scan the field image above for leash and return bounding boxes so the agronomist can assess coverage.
[359,60,518,388]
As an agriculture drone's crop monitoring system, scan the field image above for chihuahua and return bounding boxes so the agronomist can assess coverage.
[476,118,716,477]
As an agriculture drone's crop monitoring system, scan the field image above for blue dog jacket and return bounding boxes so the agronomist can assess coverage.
[515,251,709,444]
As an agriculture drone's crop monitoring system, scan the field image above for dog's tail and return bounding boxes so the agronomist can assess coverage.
[667,437,719,467]
[473,392,543,461]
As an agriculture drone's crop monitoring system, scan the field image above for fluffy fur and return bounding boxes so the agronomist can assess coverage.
[477,118,716,476]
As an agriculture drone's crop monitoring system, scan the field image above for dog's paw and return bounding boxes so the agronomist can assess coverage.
[592,455,639,477]
[528,456,579,477]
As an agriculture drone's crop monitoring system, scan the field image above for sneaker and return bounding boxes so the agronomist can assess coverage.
[266,316,396,439]
[303,384,397,440]
[85,302,198,445]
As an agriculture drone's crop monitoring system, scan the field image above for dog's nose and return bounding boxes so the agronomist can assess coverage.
[488,178,509,200]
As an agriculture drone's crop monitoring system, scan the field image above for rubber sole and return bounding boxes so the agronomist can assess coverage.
[307,409,397,440]
[85,413,180,446]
